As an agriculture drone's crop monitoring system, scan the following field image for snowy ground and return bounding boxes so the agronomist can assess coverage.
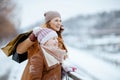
[0,46,120,80]
[68,47,120,80]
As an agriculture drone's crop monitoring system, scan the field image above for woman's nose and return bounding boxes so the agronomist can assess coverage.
[58,21,62,25]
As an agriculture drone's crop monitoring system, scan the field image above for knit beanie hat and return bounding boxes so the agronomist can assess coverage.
[33,27,58,44]
[44,11,61,23]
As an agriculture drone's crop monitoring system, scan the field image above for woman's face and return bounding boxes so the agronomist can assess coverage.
[49,17,62,31]
[44,37,58,48]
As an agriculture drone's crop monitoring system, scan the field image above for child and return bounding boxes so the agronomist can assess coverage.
[33,27,67,63]
[33,27,77,78]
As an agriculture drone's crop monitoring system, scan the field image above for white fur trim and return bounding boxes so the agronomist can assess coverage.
[41,48,59,67]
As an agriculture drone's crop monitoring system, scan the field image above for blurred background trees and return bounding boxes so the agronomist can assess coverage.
[0,0,21,47]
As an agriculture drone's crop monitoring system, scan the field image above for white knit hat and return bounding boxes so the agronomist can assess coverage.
[33,27,58,44]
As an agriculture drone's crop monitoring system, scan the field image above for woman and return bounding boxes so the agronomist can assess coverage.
[15,11,68,80]
[16,11,67,56]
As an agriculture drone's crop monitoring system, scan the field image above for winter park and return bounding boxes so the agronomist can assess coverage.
[0,0,120,80]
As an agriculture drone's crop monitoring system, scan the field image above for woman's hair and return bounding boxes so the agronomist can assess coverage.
[41,22,50,28]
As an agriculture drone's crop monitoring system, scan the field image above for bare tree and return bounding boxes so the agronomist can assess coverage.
[0,0,21,47]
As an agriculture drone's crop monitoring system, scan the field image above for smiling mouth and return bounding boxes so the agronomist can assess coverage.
[56,26,60,28]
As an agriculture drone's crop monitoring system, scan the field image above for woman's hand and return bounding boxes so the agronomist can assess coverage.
[59,25,64,33]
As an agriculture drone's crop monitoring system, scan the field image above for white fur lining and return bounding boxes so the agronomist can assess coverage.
[41,48,59,67]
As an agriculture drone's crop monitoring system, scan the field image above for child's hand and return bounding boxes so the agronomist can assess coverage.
[63,66,77,72]
[62,62,77,72]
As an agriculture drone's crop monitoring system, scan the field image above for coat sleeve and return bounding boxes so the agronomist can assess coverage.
[29,53,44,80]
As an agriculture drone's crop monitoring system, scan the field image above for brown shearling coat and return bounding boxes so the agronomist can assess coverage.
[21,41,61,80]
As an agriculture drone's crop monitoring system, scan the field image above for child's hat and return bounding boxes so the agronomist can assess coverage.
[33,27,58,44]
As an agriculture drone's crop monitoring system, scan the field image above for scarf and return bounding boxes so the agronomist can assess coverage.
[42,45,67,63]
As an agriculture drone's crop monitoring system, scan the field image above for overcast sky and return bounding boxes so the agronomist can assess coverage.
[17,0,120,28]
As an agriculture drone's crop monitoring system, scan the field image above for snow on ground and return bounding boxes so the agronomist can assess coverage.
[0,49,27,80]
[91,50,120,66]
[0,46,120,80]
[67,46,120,80]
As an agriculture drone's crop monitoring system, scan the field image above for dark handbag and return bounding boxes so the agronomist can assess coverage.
[12,52,28,63]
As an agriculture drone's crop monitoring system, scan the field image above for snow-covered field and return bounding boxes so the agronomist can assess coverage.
[0,46,120,80]
[68,47,120,80]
